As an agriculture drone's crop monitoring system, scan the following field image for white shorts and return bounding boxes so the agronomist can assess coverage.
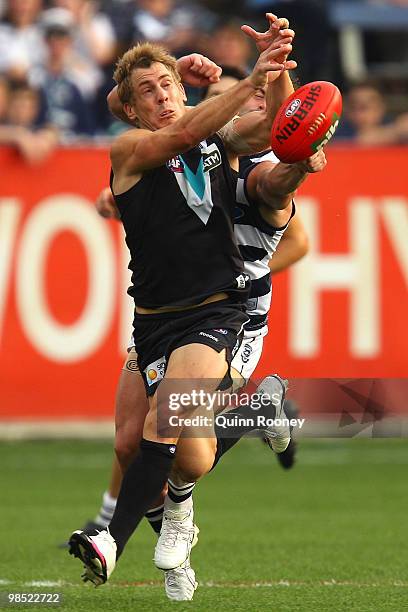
[231,333,264,382]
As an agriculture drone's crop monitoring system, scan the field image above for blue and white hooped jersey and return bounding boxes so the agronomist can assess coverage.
[236,149,295,337]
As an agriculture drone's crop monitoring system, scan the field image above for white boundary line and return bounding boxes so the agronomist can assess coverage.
[1,579,407,589]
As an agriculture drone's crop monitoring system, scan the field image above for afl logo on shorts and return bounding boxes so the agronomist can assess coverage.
[241,343,253,364]
[144,356,167,386]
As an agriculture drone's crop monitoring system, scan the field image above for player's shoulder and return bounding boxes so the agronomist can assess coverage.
[239,148,280,178]
[110,127,151,165]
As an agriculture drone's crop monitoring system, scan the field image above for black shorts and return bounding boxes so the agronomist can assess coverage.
[133,300,248,396]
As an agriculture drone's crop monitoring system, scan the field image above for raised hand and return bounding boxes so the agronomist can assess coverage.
[95,187,120,219]
[176,54,222,88]
[248,39,295,90]
[242,13,297,80]
[241,13,291,53]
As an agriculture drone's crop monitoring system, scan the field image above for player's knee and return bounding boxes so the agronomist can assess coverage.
[174,440,217,482]
[114,429,140,472]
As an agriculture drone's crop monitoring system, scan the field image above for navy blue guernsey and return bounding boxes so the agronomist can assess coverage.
[236,149,295,336]
[112,134,249,309]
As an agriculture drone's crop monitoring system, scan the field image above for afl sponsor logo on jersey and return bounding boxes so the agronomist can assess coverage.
[167,156,184,173]
[202,143,222,172]
[241,342,253,364]
[144,355,167,386]
[285,98,301,118]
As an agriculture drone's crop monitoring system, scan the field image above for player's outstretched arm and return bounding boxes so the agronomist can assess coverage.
[247,150,327,211]
[268,215,309,275]
[222,25,296,155]
[242,12,296,122]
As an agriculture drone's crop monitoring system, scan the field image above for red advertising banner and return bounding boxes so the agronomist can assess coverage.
[0,146,407,420]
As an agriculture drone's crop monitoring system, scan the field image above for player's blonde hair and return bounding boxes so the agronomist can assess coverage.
[113,42,181,104]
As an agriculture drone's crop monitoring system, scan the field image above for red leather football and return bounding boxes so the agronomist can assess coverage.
[270,81,343,163]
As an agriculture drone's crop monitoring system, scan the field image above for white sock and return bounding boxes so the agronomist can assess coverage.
[165,479,195,514]
[94,491,117,528]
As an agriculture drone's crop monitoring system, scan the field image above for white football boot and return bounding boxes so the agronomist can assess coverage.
[68,528,117,586]
[154,507,199,570]
[164,558,198,601]
[257,375,290,453]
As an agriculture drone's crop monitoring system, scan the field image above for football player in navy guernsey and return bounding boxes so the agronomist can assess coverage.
[68,13,299,595]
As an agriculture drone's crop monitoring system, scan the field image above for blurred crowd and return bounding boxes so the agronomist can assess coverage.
[0,0,407,162]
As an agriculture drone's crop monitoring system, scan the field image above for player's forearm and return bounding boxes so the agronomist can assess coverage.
[179,77,258,145]
[229,73,296,154]
[256,162,308,208]
[266,70,295,128]
[269,234,309,274]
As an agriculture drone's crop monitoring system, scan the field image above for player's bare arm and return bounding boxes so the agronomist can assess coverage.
[219,14,297,156]
[242,13,296,122]
[110,41,291,191]
[245,150,327,225]
[268,214,309,274]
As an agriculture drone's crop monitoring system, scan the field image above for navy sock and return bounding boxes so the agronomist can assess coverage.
[145,504,164,535]
[109,439,176,557]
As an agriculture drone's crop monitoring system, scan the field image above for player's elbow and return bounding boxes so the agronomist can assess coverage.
[293,230,310,260]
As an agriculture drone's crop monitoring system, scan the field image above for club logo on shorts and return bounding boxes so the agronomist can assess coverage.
[144,356,166,387]
[241,343,253,364]
[214,328,228,335]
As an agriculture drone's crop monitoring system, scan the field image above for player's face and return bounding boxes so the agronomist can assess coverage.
[129,62,187,130]
[240,87,266,113]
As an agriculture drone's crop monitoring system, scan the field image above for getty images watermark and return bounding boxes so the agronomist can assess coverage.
[156,384,306,438]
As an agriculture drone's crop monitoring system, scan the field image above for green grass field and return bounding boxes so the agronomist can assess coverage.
[1,438,407,611]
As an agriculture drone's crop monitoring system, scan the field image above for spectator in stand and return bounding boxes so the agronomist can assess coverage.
[36,7,105,100]
[0,74,10,122]
[110,0,217,57]
[336,81,408,145]
[0,80,59,163]
[51,0,116,68]
[206,21,253,71]
[0,0,46,80]
[29,8,95,140]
